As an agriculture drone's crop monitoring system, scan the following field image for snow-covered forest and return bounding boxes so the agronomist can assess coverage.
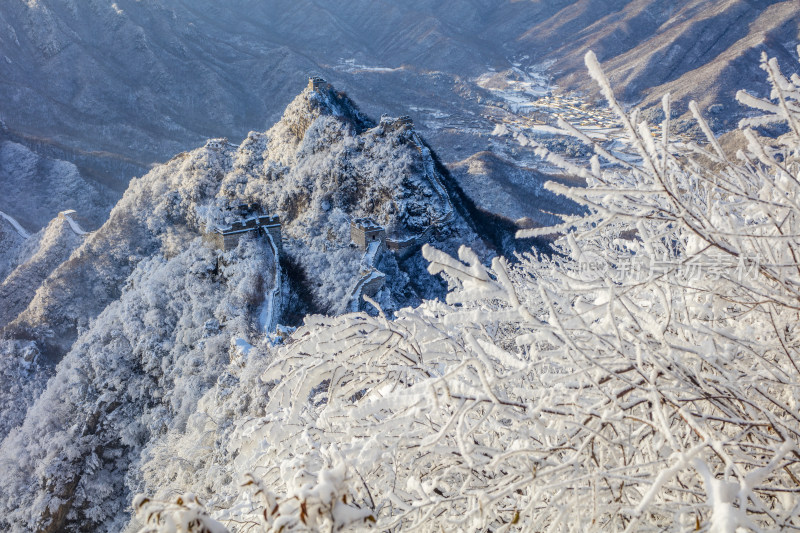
[0,73,485,532]
[120,51,800,532]
[3,0,800,530]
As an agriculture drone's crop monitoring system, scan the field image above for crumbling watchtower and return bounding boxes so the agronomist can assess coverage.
[350,218,385,251]
[308,76,328,92]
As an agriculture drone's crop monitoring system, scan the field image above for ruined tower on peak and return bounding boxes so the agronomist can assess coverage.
[308,76,328,92]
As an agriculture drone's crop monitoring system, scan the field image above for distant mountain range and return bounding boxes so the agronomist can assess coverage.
[0,1,796,187]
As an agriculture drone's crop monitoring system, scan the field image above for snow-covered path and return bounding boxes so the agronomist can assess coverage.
[59,210,88,235]
[410,131,453,225]
[349,240,386,312]
[361,240,381,269]
[0,210,31,239]
[257,231,281,333]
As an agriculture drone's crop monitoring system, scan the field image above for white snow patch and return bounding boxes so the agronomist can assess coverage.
[492,123,510,136]
[232,338,253,356]
[335,58,404,73]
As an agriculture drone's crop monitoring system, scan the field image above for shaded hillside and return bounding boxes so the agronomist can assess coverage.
[448,151,583,227]
[0,140,114,232]
[0,215,27,283]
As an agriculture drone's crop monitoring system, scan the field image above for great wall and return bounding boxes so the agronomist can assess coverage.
[345,99,455,311]
[1,209,88,240]
[260,227,282,333]
[348,218,387,312]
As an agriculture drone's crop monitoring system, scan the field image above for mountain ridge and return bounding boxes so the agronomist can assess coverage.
[0,80,504,530]
[1,0,796,188]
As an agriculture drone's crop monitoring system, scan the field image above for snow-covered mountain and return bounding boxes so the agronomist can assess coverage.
[3,79,484,357]
[0,140,114,232]
[0,79,495,532]
[1,0,797,230]
[0,214,85,330]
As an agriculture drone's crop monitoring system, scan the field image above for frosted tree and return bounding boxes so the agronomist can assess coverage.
[134,50,800,532]
[0,241,273,532]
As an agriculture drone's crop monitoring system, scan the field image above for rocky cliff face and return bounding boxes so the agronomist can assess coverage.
[205,82,481,314]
